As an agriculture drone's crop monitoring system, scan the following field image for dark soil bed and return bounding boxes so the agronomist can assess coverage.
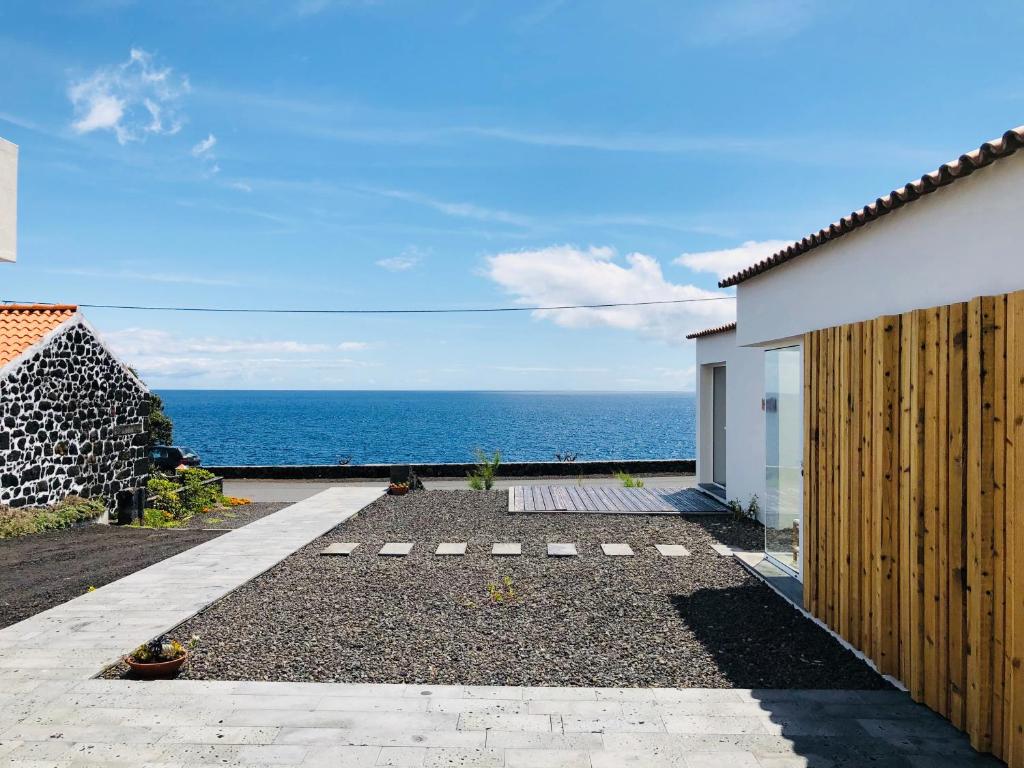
[0,525,224,629]
[106,490,888,690]
[178,502,290,530]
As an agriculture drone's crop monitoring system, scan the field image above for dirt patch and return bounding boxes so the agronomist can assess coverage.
[0,525,224,629]
[105,490,888,690]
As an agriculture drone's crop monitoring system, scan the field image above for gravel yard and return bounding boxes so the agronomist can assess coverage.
[110,490,888,690]
[178,502,290,530]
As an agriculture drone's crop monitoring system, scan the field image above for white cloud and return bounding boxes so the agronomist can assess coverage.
[191,133,216,156]
[191,132,220,175]
[338,341,369,351]
[674,240,789,280]
[104,328,377,381]
[376,246,426,272]
[68,48,190,144]
[369,188,532,228]
[484,245,735,343]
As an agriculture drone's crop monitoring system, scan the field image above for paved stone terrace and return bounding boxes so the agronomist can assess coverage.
[0,488,999,767]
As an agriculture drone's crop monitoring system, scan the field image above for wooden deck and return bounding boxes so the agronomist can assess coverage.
[507,485,729,515]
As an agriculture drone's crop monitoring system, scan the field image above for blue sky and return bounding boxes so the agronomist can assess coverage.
[0,1,1022,391]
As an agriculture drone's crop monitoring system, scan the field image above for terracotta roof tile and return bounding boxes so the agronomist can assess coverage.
[720,126,1024,288]
[686,321,737,340]
[0,304,78,368]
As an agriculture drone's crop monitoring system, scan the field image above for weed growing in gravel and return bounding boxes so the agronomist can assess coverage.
[615,471,644,488]
[729,495,761,524]
[486,576,516,603]
[468,449,502,490]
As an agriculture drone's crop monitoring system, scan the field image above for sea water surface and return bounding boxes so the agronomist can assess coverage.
[158,390,696,466]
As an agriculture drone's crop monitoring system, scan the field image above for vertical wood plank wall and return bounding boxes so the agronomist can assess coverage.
[803,289,1024,764]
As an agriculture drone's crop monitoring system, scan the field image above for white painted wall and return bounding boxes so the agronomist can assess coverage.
[695,329,766,517]
[0,137,16,263]
[737,151,1024,347]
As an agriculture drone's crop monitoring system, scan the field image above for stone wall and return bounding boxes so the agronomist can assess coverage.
[0,321,149,514]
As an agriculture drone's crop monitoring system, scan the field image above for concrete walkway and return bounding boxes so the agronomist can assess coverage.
[0,488,996,767]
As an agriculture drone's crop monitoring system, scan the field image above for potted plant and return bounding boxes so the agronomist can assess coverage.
[124,634,197,678]
[388,481,409,496]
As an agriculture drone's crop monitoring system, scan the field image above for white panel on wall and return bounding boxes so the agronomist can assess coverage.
[0,138,17,263]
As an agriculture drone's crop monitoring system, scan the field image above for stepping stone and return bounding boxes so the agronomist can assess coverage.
[601,543,634,557]
[379,542,414,557]
[709,543,733,557]
[320,542,359,556]
[655,544,690,557]
[435,542,467,556]
[547,543,578,557]
[492,543,522,556]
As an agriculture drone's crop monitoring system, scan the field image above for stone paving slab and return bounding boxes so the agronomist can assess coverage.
[435,542,467,556]
[547,543,578,557]
[320,542,359,556]
[492,543,522,556]
[0,488,1000,767]
[600,543,634,556]
[655,544,691,557]
[379,542,414,556]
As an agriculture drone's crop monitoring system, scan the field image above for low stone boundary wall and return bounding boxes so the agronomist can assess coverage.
[209,459,695,480]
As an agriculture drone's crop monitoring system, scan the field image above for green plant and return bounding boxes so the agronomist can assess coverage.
[728,495,760,524]
[129,634,199,664]
[145,391,173,448]
[177,467,223,514]
[486,576,516,603]
[146,477,184,519]
[138,508,181,528]
[468,449,501,490]
[727,498,744,518]
[615,471,644,488]
[746,494,761,521]
[0,495,105,539]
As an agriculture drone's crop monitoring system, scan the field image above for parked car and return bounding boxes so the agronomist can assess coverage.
[149,445,201,471]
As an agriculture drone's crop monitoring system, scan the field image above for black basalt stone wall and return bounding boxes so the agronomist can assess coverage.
[0,322,149,513]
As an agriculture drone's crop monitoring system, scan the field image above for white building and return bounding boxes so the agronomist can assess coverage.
[691,124,1024,579]
[0,137,17,263]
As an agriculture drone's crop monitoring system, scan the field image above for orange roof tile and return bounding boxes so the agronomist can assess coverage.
[686,321,737,340]
[0,304,78,368]
[720,125,1024,287]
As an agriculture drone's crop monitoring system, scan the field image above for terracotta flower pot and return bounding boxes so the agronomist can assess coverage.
[124,651,188,678]
[389,485,409,496]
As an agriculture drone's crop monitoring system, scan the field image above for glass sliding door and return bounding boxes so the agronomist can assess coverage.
[765,346,802,576]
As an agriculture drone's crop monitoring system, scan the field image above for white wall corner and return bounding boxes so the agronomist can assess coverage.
[0,137,17,264]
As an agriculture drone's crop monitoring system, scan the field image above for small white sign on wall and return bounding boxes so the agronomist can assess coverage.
[0,137,17,263]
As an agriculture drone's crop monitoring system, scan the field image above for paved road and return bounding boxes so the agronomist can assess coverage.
[225,475,697,502]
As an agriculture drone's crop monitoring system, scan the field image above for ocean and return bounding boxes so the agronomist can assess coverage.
[157,390,696,466]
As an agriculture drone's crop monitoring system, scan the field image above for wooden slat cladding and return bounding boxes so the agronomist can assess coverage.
[803,289,1024,764]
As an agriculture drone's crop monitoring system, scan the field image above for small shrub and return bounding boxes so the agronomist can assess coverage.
[729,495,760,524]
[223,496,250,507]
[468,449,501,490]
[177,467,223,515]
[615,471,644,488]
[138,508,181,528]
[0,495,105,539]
[129,634,199,664]
[147,477,184,519]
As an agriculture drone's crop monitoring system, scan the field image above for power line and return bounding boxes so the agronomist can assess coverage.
[0,296,736,315]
